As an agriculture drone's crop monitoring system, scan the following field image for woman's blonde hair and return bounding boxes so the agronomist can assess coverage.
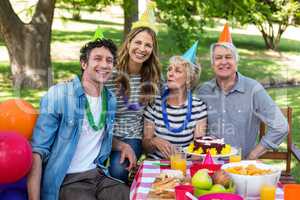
[169,56,201,90]
[115,26,161,104]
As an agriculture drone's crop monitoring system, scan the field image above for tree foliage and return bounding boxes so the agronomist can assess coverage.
[156,0,212,50]
[213,0,300,50]
[156,0,300,51]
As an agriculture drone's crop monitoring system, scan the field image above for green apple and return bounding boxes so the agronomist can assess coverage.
[194,188,211,197]
[192,169,213,190]
[209,184,227,193]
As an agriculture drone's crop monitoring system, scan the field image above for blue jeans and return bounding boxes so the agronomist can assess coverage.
[109,138,142,184]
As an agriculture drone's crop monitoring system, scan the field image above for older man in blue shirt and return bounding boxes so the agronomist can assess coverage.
[27,39,129,200]
[197,24,288,159]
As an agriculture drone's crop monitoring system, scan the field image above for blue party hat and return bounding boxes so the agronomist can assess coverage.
[181,41,198,65]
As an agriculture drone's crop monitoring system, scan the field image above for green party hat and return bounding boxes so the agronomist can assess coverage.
[93,26,104,40]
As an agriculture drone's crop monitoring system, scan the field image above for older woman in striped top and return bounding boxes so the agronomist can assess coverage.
[143,42,207,159]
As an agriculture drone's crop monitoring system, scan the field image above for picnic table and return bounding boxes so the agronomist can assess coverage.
[130,160,285,200]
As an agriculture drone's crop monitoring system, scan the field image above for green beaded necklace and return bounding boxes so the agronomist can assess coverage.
[85,88,107,131]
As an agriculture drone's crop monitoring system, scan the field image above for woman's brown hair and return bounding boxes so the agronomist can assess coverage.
[115,26,161,104]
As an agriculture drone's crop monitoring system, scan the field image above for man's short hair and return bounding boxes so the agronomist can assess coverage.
[80,38,117,65]
[210,42,239,65]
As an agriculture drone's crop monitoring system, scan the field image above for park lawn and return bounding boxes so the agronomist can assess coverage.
[1,61,300,182]
[1,13,300,182]
[268,87,300,182]
[2,14,300,83]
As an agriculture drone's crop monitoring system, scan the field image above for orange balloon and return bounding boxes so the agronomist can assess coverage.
[0,99,38,140]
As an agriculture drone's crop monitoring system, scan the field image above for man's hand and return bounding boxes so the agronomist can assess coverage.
[247,143,267,160]
[152,137,174,159]
[119,143,137,171]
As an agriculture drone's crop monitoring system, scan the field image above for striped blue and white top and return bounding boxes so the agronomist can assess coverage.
[105,71,145,139]
[144,96,207,159]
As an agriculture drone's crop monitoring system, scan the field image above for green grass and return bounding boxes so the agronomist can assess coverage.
[52,29,123,45]
[40,22,300,85]
[268,87,300,147]
[158,28,300,83]
[1,14,300,182]
[268,87,300,182]
[0,61,81,108]
[197,28,300,53]
[63,17,123,26]
[52,61,80,81]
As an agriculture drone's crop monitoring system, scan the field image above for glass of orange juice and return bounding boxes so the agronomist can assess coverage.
[284,184,300,200]
[229,146,242,163]
[170,146,187,175]
[260,184,276,200]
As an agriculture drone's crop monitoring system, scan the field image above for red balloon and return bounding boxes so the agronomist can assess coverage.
[0,99,38,140]
[0,132,32,184]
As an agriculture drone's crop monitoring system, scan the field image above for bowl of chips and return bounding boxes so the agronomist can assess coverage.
[221,160,281,197]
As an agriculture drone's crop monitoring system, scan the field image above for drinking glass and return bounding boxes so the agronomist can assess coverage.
[260,175,279,200]
[284,184,300,200]
[229,146,242,163]
[170,146,187,175]
[260,184,276,200]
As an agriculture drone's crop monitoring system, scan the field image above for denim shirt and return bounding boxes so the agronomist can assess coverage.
[31,76,116,200]
[197,73,288,157]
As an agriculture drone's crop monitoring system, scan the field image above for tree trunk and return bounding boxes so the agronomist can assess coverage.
[72,2,81,20]
[123,0,138,38]
[256,23,276,50]
[0,0,55,89]
[255,20,290,51]
[274,23,288,51]
[262,33,275,50]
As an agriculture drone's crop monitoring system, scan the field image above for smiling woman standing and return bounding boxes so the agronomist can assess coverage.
[142,42,207,159]
[105,2,161,184]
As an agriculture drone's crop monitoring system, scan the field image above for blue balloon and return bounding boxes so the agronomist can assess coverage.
[0,177,27,200]
[0,177,27,191]
[0,189,27,200]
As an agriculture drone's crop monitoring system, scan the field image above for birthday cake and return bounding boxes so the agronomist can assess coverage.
[187,136,231,155]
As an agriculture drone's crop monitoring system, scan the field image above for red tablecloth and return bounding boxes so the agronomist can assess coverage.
[130,160,284,200]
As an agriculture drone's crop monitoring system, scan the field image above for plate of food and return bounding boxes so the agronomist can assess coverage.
[147,170,190,199]
[185,136,238,158]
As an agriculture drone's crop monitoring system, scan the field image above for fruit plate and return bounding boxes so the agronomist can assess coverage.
[185,146,238,158]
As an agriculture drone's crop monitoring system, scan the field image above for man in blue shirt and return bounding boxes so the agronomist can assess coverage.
[197,24,288,159]
[27,39,129,200]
